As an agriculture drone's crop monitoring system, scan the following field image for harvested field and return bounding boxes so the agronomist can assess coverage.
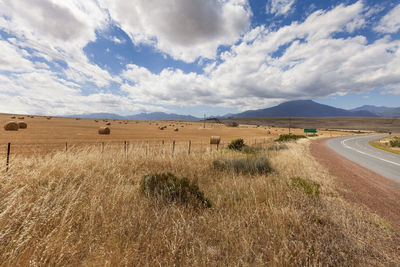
[0,113,349,157]
[222,117,400,132]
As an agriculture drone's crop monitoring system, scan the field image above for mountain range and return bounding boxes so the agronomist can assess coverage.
[350,105,400,118]
[69,112,200,121]
[69,100,400,121]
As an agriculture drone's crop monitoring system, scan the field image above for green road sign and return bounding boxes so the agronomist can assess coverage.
[304,128,317,133]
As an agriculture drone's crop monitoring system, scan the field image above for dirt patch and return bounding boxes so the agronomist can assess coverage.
[311,138,400,236]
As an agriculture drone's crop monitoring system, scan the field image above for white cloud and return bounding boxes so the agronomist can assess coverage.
[374,4,400,34]
[1,0,400,116]
[120,1,400,110]
[0,40,35,72]
[266,0,296,16]
[100,0,251,62]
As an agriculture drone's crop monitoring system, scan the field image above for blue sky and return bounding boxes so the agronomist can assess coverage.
[1,0,400,117]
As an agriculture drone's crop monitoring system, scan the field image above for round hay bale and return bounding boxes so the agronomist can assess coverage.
[174,128,179,132]
[18,116,24,119]
[4,121,19,131]
[106,122,111,126]
[210,136,221,145]
[98,127,110,135]
[47,117,52,120]
[11,116,16,119]
[18,121,27,129]
[94,120,98,122]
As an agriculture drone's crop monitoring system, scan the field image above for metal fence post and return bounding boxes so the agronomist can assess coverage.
[6,142,11,172]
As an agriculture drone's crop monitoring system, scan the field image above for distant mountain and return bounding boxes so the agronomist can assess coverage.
[69,112,200,121]
[351,105,400,118]
[126,112,200,121]
[231,100,378,118]
[67,113,126,120]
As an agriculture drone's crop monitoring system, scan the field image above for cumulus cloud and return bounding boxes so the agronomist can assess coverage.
[100,0,251,62]
[266,0,296,16]
[121,1,400,110]
[0,0,131,115]
[1,0,400,116]
[374,3,400,33]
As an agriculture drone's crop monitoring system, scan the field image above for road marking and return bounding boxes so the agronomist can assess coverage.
[341,136,400,167]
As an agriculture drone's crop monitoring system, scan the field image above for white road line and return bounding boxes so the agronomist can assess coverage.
[341,136,400,167]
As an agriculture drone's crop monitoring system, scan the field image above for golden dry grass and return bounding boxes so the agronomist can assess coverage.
[370,135,400,155]
[0,139,398,266]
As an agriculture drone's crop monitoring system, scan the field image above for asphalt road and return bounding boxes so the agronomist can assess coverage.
[326,134,400,183]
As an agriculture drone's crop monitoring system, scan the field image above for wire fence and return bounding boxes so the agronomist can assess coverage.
[1,137,272,173]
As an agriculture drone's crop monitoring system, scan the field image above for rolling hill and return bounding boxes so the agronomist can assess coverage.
[231,100,377,118]
[351,105,400,118]
[69,112,200,121]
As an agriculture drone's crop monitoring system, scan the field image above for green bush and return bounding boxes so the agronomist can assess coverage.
[290,177,320,199]
[213,156,272,175]
[275,134,307,142]
[390,139,400,147]
[140,173,211,208]
[228,138,245,151]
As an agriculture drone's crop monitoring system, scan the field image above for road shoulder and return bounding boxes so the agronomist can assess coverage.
[310,138,400,235]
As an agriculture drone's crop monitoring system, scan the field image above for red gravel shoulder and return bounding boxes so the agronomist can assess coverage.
[310,138,400,235]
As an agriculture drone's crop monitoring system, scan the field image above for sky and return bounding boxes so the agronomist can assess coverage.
[1,0,400,117]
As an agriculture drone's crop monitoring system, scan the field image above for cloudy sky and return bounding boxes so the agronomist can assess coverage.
[1,0,400,117]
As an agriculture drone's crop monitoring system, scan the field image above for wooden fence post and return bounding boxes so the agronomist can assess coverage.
[65,142,68,152]
[101,142,104,153]
[6,142,10,172]
[188,140,191,155]
[146,141,149,156]
[172,140,175,155]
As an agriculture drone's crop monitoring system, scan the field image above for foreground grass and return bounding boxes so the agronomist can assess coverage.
[0,141,399,265]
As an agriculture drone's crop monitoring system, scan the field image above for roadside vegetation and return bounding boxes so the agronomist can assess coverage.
[276,134,307,142]
[370,135,400,155]
[0,139,398,265]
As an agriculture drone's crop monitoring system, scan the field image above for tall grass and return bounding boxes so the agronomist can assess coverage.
[0,141,398,265]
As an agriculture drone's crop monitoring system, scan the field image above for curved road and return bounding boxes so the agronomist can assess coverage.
[326,134,400,183]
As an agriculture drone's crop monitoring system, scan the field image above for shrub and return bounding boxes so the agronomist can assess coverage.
[290,177,320,199]
[213,156,272,175]
[228,138,245,151]
[389,139,400,147]
[276,134,307,142]
[267,144,288,151]
[140,173,211,208]
[226,121,239,127]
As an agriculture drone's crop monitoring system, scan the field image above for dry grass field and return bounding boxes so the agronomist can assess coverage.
[1,139,399,265]
[0,114,399,265]
[370,134,400,155]
[222,117,400,132]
